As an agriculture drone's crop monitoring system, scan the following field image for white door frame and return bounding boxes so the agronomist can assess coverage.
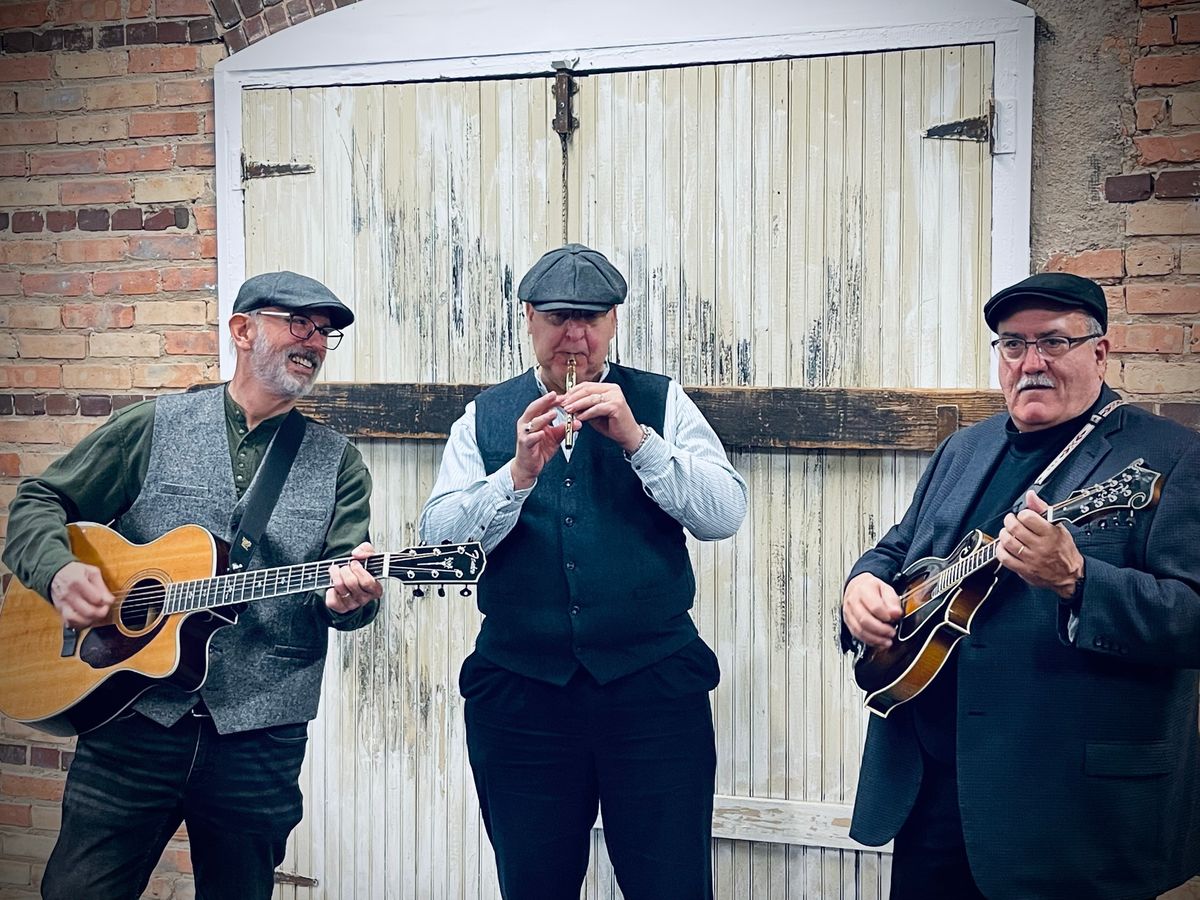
[215,0,1034,378]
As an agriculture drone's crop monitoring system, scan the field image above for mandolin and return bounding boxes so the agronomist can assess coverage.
[853,459,1162,717]
[0,522,485,736]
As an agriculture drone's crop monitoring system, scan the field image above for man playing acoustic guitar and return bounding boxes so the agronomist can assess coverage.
[841,273,1200,899]
[3,271,383,899]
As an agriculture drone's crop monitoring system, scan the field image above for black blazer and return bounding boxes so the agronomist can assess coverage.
[846,388,1200,899]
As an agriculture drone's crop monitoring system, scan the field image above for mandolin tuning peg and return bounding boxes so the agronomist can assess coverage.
[459,587,472,597]
[412,588,424,598]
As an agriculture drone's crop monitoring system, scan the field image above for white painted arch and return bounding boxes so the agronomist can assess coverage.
[214,0,1035,379]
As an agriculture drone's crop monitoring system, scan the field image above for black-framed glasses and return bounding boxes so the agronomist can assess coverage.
[990,333,1101,361]
[254,310,344,349]
[539,309,609,328]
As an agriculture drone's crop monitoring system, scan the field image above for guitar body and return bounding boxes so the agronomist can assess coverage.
[0,523,235,736]
[854,530,1000,718]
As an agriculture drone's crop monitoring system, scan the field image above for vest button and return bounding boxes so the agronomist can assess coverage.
[564,516,574,526]
[565,560,576,570]
[564,477,573,488]
[570,605,581,616]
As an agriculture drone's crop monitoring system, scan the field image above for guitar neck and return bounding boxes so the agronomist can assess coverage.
[932,502,1063,596]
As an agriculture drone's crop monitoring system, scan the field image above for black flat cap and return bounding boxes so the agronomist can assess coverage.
[983,272,1107,333]
[517,244,627,312]
[233,271,354,329]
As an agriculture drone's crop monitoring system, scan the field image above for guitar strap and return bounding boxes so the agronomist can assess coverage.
[227,408,307,572]
[1027,397,1125,495]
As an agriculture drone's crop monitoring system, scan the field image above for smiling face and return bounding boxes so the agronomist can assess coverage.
[997,304,1108,432]
[246,307,329,399]
[524,302,617,391]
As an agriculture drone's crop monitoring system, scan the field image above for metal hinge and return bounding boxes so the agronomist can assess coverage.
[922,98,1016,155]
[552,65,579,138]
[241,153,315,183]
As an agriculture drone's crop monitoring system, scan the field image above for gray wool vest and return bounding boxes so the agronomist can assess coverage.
[474,364,698,685]
[115,386,347,734]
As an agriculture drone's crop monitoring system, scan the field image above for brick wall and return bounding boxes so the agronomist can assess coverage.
[0,1,1198,899]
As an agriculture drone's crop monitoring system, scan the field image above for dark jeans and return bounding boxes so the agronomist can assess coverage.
[42,708,308,900]
[461,648,718,900]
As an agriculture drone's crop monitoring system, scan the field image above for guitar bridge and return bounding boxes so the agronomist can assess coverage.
[60,626,79,658]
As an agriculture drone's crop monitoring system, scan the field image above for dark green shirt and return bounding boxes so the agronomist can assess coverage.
[3,386,377,630]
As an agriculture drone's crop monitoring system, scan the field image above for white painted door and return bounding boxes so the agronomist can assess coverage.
[241,42,993,900]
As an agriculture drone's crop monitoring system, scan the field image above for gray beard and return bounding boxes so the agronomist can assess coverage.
[250,328,322,399]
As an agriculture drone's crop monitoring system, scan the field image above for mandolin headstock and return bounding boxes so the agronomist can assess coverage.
[1050,459,1162,527]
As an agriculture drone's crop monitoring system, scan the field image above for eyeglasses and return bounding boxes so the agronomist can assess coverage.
[990,333,1101,361]
[254,310,344,349]
[539,310,609,328]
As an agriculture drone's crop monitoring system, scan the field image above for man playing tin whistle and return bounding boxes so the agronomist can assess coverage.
[420,243,746,899]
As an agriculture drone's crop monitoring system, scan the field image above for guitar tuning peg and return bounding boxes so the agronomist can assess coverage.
[459,587,472,597]
[412,588,424,598]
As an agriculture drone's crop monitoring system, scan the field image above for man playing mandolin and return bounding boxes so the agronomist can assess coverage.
[841,273,1200,899]
[3,271,383,899]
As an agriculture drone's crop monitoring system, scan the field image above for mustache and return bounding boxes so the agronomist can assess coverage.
[1017,373,1056,391]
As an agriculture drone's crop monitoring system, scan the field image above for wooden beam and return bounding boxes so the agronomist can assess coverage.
[298,383,1007,451]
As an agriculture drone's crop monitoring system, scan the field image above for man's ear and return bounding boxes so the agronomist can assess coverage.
[228,312,256,350]
[523,302,535,333]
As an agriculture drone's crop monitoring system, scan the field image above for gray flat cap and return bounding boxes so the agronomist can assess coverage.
[233,271,354,329]
[517,244,627,312]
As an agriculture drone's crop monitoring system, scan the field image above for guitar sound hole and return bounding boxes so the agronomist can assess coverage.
[118,579,166,633]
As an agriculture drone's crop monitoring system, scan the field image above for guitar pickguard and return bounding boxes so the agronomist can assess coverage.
[79,620,168,669]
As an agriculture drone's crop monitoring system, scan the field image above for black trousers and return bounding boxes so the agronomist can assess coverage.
[42,708,308,900]
[461,648,718,900]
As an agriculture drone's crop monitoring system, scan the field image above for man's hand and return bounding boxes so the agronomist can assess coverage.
[50,561,115,629]
[996,490,1084,599]
[842,572,904,649]
[510,392,570,489]
[325,542,384,614]
[561,381,642,452]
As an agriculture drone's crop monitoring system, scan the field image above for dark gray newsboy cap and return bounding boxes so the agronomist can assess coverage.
[233,270,354,329]
[517,244,628,312]
[983,272,1107,333]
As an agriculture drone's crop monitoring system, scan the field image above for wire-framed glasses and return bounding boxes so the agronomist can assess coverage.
[990,333,1100,361]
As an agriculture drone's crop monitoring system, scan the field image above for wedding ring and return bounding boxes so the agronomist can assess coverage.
[1016,544,1024,558]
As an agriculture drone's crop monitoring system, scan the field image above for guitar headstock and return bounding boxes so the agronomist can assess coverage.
[1050,459,1163,526]
[385,542,487,584]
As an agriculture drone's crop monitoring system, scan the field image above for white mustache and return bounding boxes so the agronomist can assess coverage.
[1017,373,1055,391]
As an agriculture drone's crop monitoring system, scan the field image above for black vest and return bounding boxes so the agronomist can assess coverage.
[474,364,698,685]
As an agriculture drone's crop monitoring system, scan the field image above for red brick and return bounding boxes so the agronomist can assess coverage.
[1126,242,1177,276]
[0,151,28,177]
[1160,402,1200,428]
[0,56,54,83]
[29,746,61,769]
[0,2,50,29]
[164,330,218,355]
[1134,54,1200,87]
[129,111,200,138]
[23,272,89,296]
[129,47,199,74]
[133,361,214,388]
[1108,323,1185,353]
[158,0,211,12]
[62,302,135,329]
[159,78,213,107]
[0,119,57,146]
[104,145,173,173]
[176,142,215,168]
[1178,12,1200,43]
[92,270,158,295]
[45,393,77,415]
[1136,97,1168,131]
[0,452,20,475]
[12,211,44,234]
[0,365,62,389]
[77,207,110,231]
[161,264,216,292]
[111,207,143,230]
[1139,14,1175,46]
[84,80,156,111]
[1156,169,1200,198]
[0,241,54,265]
[0,802,33,827]
[62,364,130,390]
[1136,133,1200,165]
[79,394,113,416]
[128,0,152,17]
[193,205,215,231]
[29,148,103,175]
[57,237,128,263]
[129,234,210,260]
[1127,200,1200,235]
[0,90,13,115]
[0,272,22,295]
[54,0,121,24]
[60,179,131,205]
[1043,248,1125,279]
[47,209,77,232]
[1127,284,1200,313]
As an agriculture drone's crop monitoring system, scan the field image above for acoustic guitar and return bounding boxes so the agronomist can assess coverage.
[853,459,1162,717]
[0,522,485,736]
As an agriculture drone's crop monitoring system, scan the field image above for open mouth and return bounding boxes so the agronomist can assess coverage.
[289,353,316,371]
